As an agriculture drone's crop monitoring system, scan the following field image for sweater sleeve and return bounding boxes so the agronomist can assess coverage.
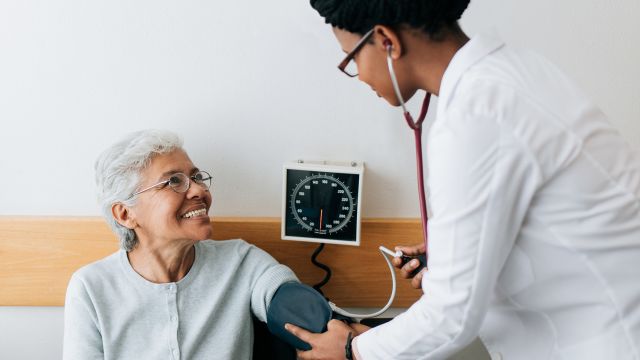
[245,244,299,323]
[63,272,104,360]
[356,103,542,359]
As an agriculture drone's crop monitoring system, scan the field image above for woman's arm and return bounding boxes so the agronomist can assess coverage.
[245,244,300,322]
[63,272,104,360]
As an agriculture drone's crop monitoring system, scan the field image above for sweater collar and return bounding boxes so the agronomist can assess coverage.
[119,241,204,291]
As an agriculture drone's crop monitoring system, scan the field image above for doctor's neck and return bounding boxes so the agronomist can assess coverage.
[401,27,469,96]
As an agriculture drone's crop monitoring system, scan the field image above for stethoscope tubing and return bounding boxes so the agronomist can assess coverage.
[386,44,431,264]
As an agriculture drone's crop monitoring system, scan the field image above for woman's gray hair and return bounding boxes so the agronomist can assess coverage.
[95,129,184,251]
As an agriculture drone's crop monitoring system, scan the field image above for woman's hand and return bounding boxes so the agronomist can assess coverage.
[285,319,370,359]
[391,243,427,289]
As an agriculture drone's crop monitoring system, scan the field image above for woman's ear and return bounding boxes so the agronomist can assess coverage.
[112,203,137,229]
[374,25,403,60]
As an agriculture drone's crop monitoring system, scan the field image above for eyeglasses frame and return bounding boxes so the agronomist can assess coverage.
[126,170,212,201]
[337,28,375,77]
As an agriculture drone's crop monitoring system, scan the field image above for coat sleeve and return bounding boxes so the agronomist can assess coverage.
[63,272,104,360]
[355,101,543,359]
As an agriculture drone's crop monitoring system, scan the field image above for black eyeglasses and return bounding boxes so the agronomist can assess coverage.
[337,28,374,77]
[126,170,212,200]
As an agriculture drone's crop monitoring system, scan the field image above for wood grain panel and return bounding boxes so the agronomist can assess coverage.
[0,217,423,307]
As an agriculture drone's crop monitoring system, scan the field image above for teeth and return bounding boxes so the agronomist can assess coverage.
[182,208,206,219]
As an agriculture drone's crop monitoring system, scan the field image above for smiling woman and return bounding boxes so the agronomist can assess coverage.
[63,130,299,360]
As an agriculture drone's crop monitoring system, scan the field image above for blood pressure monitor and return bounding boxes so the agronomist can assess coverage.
[282,160,364,246]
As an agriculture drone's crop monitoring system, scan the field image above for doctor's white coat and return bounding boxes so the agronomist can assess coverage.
[355,34,640,359]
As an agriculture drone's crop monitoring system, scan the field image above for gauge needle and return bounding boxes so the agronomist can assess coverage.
[319,208,323,230]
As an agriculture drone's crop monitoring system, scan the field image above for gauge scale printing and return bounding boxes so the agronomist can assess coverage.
[282,161,364,246]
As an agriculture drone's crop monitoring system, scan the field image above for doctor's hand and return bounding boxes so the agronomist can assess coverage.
[285,319,370,360]
[392,243,427,289]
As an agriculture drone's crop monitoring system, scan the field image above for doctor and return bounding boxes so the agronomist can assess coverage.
[285,0,640,359]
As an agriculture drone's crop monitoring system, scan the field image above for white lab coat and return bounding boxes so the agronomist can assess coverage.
[355,33,640,359]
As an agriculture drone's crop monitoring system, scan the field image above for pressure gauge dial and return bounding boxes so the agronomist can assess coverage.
[290,174,354,234]
[282,161,364,246]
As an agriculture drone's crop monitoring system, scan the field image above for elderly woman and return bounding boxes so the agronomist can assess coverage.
[63,130,299,359]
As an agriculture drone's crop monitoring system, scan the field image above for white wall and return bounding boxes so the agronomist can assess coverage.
[2,0,637,219]
[1,0,638,359]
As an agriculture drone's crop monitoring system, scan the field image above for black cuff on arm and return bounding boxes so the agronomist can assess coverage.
[266,282,332,350]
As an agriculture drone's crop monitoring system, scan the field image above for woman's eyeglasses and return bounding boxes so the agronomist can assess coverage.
[126,170,212,200]
[337,28,374,77]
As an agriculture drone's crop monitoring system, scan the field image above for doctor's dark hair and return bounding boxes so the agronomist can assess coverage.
[310,0,470,38]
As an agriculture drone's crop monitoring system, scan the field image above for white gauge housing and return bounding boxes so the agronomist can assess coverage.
[282,160,364,246]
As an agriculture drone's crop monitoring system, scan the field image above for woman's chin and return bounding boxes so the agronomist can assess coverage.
[183,223,212,241]
[196,228,213,241]
[384,96,402,107]
[376,91,400,106]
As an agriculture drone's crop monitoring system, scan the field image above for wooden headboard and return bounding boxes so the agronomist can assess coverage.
[0,217,423,307]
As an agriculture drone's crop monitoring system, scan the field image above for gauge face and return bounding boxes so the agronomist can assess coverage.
[284,169,359,242]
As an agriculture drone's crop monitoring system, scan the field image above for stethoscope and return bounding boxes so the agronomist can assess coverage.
[328,39,433,319]
[384,38,431,264]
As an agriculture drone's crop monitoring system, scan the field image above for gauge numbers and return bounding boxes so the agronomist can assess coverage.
[291,174,354,234]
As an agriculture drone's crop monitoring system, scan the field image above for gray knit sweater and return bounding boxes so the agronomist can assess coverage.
[63,239,298,360]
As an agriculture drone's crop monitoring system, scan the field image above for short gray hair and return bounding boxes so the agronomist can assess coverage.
[95,129,183,251]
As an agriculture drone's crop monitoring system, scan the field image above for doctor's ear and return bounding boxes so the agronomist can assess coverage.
[374,25,402,59]
[112,203,137,230]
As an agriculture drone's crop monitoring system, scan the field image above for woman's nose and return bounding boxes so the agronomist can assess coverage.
[185,180,209,199]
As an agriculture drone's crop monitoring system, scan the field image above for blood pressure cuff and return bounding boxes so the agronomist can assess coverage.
[266,282,331,351]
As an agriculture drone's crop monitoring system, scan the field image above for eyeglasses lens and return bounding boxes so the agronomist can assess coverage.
[344,60,358,77]
[168,174,189,193]
[193,171,212,189]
